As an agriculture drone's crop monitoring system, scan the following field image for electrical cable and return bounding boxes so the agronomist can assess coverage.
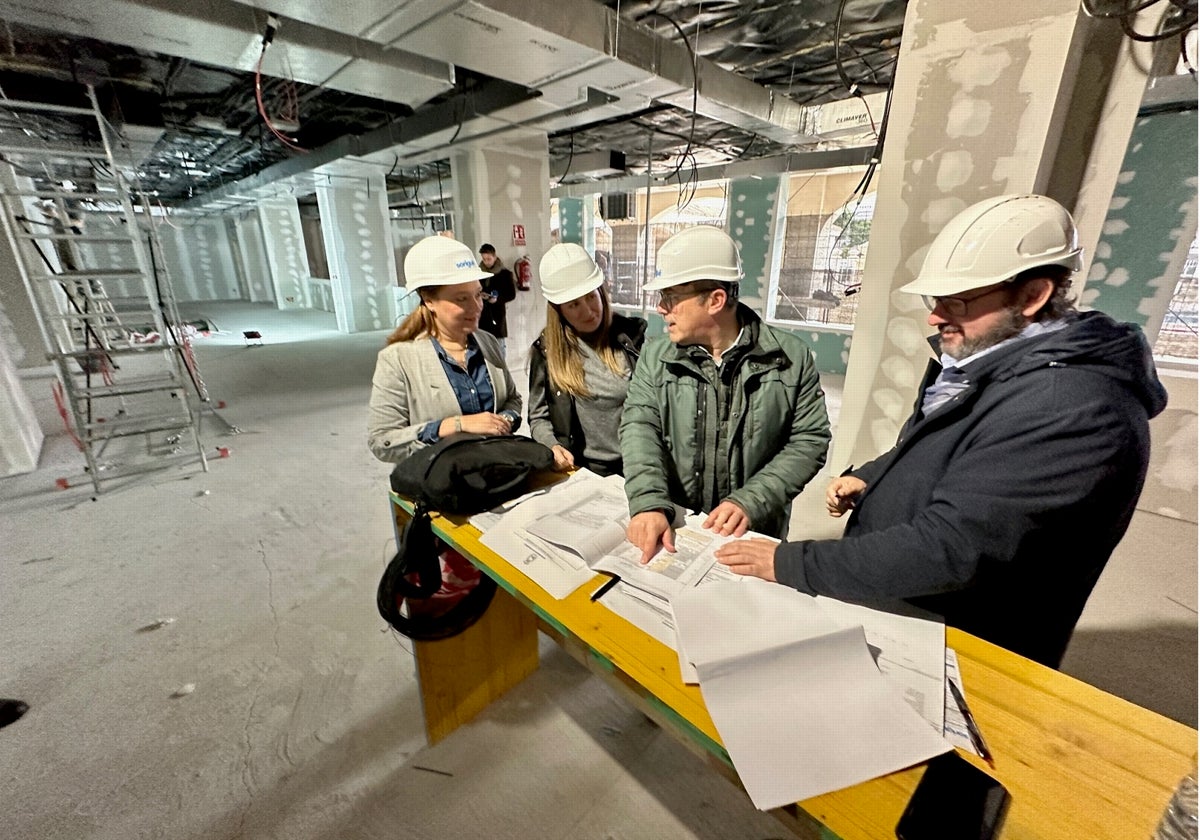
[435,160,447,219]
[643,11,698,180]
[555,132,575,186]
[254,16,307,152]
[1081,0,1197,41]
[447,95,467,146]
[1081,0,1162,19]
[1120,5,1198,41]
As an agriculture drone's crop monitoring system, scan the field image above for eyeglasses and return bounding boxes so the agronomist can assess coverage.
[922,283,1011,318]
[656,283,719,312]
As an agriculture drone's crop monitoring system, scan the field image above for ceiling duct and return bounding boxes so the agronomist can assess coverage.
[801,92,889,142]
[551,149,626,181]
[0,0,455,108]
[223,0,821,146]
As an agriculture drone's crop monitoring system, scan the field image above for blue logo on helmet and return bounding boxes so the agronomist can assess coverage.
[455,259,476,269]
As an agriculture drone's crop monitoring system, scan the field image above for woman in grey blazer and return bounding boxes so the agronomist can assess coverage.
[368,236,522,464]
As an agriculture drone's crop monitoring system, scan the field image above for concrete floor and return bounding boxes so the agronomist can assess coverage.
[1,300,1195,840]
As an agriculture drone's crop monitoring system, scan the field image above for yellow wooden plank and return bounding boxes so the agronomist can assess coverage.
[395,495,1198,840]
[413,587,538,744]
[389,499,539,744]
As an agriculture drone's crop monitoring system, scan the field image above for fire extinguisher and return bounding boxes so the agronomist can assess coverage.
[514,255,533,292]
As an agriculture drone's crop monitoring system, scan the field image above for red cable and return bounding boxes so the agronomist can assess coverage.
[255,48,307,152]
[51,381,84,451]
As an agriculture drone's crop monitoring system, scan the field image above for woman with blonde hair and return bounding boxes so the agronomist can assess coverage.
[368,235,521,464]
[528,243,645,476]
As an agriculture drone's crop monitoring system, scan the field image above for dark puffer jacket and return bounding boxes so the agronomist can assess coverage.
[773,311,1168,667]
[527,313,646,476]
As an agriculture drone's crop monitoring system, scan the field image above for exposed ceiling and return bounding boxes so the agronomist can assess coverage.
[0,0,909,209]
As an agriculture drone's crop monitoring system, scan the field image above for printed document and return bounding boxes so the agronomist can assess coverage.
[673,580,950,809]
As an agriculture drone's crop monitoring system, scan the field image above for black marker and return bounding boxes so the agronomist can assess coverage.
[948,678,994,767]
[589,575,620,602]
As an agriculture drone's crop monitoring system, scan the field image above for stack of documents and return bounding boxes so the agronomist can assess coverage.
[470,470,963,804]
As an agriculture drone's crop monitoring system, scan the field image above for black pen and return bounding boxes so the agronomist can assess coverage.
[948,678,995,767]
[589,575,620,602]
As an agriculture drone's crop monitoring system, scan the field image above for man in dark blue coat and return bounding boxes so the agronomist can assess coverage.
[715,195,1168,668]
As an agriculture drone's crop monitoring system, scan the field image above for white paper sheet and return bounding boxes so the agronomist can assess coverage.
[812,597,946,732]
[674,581,951,810]
[599,582,679,649]
[477,475,607,599]
[468,468,599,534]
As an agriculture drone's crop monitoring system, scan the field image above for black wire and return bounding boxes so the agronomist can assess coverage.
[643,11,698,180]
[1162,306,1199,336]
[833,0,855,92]
[1120,5,1198,41]
[447,95,467,145]
[435,160,447,218]
[1081,0,1198,41]
[555,132,575,187]
[1081,0,1160,19]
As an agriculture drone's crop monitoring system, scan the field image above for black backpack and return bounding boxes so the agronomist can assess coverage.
[377,434,555,640]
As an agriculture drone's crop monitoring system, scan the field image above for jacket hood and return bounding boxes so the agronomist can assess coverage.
[982,311,1168,418]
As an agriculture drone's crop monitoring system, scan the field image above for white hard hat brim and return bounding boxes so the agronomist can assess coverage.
[899,249,1082,297]
[643,268,742,291]
[406,268,492,291]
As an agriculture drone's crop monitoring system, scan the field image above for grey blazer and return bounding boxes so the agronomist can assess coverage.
[367,331,521,463]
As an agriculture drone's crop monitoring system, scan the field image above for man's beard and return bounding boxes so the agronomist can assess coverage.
[939,305,1028,360]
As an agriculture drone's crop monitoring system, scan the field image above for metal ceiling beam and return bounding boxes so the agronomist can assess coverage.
[178,78,539,208]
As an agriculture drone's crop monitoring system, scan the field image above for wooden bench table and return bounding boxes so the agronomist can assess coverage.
[390,494,1196,840]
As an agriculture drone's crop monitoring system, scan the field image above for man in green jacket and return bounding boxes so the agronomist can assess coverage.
[620,226,831,563]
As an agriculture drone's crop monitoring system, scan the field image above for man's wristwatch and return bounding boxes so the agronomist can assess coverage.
[454,416,463,433]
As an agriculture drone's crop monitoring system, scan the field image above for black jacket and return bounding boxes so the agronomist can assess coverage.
[480,264,517,339]
[774,311,1168,667]
[528,313,647,476]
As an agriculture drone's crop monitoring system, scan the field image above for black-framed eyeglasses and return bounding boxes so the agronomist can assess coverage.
[655,283,721,311]
[922,283,1011,318]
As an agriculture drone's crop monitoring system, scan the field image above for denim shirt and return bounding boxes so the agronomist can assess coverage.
[417,336,520,443]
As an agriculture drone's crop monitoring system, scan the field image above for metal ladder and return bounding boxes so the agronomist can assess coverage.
[0,86,209,494]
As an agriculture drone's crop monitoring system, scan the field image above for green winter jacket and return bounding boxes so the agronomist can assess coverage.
[619,305,830,538]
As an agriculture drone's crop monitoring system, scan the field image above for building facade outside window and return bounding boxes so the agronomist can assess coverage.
[768,169,875,330]
[1153,236,1198,362]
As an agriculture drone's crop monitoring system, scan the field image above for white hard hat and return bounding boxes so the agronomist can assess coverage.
[539,243,604,304]
[403,235,491,291]
[645,226,744,291]
[901,194,1082,297]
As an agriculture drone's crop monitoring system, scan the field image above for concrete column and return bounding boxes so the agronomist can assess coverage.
[231,211,275,303]
[1083,109,1198,342]
[157,217,240,302]
[315,171,399,333]
[257,195,311,310]
[830,0,1155,472]
[451,134,552,372]
[0,331,43,476]
[728,174,789,311]
[0,168,47,369]
[557,196,596,253]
